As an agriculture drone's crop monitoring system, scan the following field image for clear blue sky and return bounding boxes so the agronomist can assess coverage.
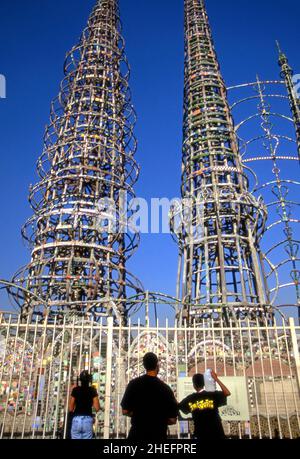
[0,0,299,316]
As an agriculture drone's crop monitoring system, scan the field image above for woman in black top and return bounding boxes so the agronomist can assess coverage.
[69,371,100,439]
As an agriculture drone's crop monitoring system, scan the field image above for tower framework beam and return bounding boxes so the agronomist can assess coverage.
[171,0,272,324]
[8,0,142,322]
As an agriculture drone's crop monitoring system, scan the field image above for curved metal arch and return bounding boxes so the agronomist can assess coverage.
[228,78,300,319]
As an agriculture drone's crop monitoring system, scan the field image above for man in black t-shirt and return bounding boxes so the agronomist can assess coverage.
[121,353,178,441]
[179,371,231,440]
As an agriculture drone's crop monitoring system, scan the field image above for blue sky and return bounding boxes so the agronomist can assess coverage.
[0,0,299,318]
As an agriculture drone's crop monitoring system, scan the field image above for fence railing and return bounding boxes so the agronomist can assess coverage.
[0,312,299,439]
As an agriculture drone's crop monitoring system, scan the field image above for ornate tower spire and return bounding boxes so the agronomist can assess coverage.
[174,0,271,323]
[277,41,300,163]
[9,0,142,322]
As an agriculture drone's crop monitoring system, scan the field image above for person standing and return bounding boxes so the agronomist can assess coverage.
[121,352,178,441]
[178,371,231,440]
[69,370,100,439]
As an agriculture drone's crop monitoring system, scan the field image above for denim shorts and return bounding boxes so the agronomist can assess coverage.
[71,415,94,439]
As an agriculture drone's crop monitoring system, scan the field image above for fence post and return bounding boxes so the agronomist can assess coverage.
[289,317,300,392]
[104,316,113,439]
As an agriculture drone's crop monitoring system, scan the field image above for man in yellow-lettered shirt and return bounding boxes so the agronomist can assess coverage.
[179,372,231,440]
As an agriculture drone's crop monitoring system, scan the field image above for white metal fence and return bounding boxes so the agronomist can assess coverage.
[0,312,299,439]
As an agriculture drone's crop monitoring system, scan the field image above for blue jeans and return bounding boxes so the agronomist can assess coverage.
[71,416,94,439]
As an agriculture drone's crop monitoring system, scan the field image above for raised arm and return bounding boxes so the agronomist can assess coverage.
[211,371,231,397]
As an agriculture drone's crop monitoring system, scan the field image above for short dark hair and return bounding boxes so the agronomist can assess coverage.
[143,352,159,371]
[79,370,92,387]
[193,373,204,389]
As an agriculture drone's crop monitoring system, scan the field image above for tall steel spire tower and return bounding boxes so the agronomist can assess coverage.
[8,0,142,322]
[173,0,272,323]
[277,42,300,162]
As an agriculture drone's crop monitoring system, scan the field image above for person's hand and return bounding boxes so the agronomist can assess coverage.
[210,370,218,381]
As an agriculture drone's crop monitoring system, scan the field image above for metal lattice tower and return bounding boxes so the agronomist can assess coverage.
[172,0,273,324]
[277,43,300,162]
[227,48,300,323]
[7,0,142,322]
